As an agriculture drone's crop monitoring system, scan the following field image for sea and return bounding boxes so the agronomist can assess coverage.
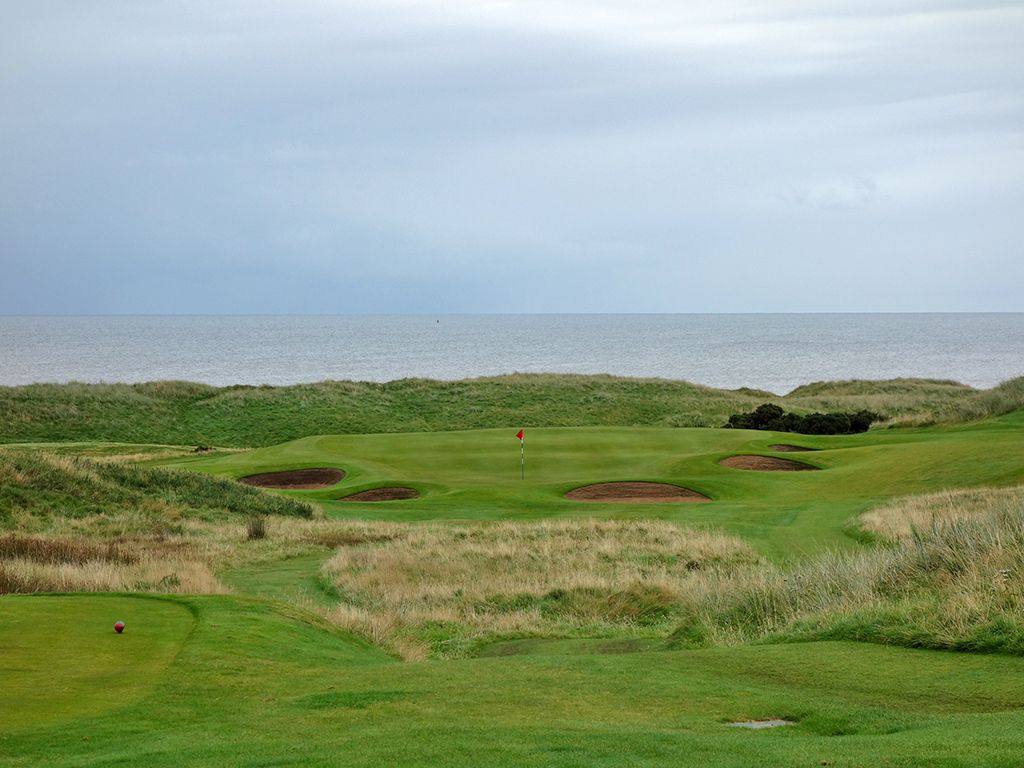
[1,314,1022,395]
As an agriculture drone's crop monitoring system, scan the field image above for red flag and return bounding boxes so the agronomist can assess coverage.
[516,429,524,441]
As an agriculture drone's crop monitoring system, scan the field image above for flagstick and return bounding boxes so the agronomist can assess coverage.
[520,436,525,480]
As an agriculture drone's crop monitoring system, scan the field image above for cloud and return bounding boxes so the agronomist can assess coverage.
[0,0,1021,312]
[777,176,880,210]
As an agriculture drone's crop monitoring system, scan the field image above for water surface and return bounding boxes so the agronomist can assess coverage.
[1,314,1021,394]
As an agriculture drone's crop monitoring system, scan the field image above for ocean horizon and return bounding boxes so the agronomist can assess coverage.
[2,313,1022,395]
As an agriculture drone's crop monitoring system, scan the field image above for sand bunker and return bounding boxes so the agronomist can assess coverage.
[565,482,709,503]
[769,444,816,452]
[339,487,420,502]
[720,455,818,471]
[239,468,346,489]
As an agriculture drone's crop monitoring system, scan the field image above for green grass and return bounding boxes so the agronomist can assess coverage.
[163,410,1024,557]
[219,550,340,608]
[3,374,1023,447]
[6,377,1024,765]
[0,595,194,730]
[0,448,314,528]
[5,593,1024,766]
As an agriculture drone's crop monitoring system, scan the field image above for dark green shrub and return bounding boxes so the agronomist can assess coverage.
[724,404,880,434]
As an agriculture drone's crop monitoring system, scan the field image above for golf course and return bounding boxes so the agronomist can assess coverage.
[4,375,1024,766]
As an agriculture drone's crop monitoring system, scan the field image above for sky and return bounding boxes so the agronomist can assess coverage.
[1,0,1022,314]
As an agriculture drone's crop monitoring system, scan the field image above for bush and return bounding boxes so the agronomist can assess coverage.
[725,404,879,434]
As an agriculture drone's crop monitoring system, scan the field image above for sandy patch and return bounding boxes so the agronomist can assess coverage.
[719,456,818,471]
[339,487,420,502]
[565,482,709,503]
[238,468,346,489]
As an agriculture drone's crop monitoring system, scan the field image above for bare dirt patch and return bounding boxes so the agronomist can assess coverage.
[769,444,817,452]
[565,482,709,503]
[238,468,346,489]
[339,487,420,502]
[719,455,818,471]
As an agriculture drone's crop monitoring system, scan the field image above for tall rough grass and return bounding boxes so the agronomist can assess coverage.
[0,449,315,526]
[0,532,226,594]
[0,449,316,594]
[670,487,1024,654]
[322,520,759,659]
[859,486,1024,540]
[3,374,1022,446]
[0,555,224,594]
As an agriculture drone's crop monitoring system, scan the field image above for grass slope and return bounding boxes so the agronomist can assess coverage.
[2,374,1023,447]
[5,594,1024,767]
[165,410,1024,556]
[0,449,313,527]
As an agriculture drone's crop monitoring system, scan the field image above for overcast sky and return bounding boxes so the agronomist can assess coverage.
[1,1,1021,313]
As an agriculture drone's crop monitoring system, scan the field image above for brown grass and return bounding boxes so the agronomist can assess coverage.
[322,519,758,659]
[0,534,138,565]
[668,487,1024,653]
[0,530,226,595]
[858,486,1024,541]
[0,555,224,594]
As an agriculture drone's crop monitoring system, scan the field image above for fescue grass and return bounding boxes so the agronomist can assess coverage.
[11,442,1024,662]
[0,533,137,565]
[2,373,1023,447]
[0,448,314,528]
[669,486,1024,655]
[321,519,759,659]
[245,513,267,540]
[859,485,1024,540]
[0,449,313,593]
[0,553,224,594]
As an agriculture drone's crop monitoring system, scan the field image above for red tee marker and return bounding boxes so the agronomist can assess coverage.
[114,621,125,634]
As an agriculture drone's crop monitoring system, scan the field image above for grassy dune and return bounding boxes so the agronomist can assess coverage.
[2,374,1023,447]
[0,449,313,594]
[0,448,313,526]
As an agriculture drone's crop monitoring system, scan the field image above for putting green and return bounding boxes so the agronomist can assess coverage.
[164,412,1024,557]
[0,595,194,731]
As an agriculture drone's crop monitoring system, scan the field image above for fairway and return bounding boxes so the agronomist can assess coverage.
[6,594,1024,767]
[164,410,1024,556]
